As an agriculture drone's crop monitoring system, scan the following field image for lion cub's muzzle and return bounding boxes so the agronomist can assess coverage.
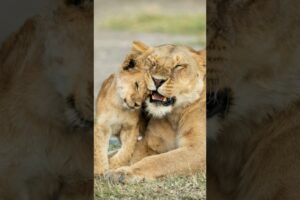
[123,98,142,110]
[149,77,176,106]
[207,88,232,119]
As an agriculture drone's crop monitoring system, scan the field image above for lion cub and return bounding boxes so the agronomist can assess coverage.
[94,53,148,176]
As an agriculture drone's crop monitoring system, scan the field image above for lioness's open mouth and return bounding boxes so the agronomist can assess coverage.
[149,91,176,106]
[207,88,232,118]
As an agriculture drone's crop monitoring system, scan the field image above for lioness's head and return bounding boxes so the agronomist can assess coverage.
[0,0,93,130]
[132,41,205,118]
[207,0,300,139]
[44,0,93,130]
[116,49,148,110]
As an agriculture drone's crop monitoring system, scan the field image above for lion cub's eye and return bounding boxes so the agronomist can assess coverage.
[123,59,136,71]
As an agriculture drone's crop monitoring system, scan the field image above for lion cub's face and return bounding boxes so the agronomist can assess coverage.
[116,56,147,110]
[142,44,205,118]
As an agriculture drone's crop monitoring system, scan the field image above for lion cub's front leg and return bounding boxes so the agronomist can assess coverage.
[94,124,110,176]
[109,125,139,169]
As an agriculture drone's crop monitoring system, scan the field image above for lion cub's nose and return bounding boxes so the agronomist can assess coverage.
[152,78,166,88]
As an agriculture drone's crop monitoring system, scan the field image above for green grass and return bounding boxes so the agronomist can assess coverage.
[95,173,206,200]
[95,141,206,199]
[99,12,205,45]
[101,12,205,35]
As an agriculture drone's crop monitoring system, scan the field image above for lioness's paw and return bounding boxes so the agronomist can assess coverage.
[109,159,123,170]
[94,166,107,177]
[104,167,145,184]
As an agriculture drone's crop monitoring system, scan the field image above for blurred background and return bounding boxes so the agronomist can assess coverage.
[94,0,206,97]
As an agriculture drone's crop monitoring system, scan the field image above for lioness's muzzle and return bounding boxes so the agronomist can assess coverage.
[149,91,176,106]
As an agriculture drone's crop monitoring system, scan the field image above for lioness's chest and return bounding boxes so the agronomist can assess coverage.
[166,112,182,133]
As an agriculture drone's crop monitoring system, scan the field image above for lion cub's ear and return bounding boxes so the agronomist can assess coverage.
[132,41,151,53]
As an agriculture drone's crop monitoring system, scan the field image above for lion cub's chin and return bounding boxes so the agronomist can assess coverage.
[145,98,173,118]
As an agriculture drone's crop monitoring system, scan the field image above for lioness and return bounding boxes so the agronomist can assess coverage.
[94,42,149,175]
[0,0,93,199]
[106,42,206,183]
[207,0,300,199]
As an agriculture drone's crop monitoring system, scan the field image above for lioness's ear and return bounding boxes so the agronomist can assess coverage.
[132,41,150,53]
[187,47,201,55]
[190,48,206,68]
[197,50,206,58]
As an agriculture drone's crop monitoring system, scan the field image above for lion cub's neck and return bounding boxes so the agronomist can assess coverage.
[97,74,124,111]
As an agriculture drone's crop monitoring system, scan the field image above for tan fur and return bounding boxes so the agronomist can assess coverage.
[207,0,300,199]
[0,1,93,199]
[94,50,148,175]
[106,42,206,183]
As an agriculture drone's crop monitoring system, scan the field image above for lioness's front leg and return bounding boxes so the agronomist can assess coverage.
[129,139,157,165]
[94,124,110,176]
[106,114,206,183]
[106,146,204,184]
[109,125,139,169]
[130,118,176,164]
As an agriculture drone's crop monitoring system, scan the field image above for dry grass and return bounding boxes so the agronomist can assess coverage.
[95,140,206,199]
[95,173,206,200]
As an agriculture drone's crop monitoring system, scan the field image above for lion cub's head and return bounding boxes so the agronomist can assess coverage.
[115,43,149,110]
[0,0,94,130]
[132,41,205,118]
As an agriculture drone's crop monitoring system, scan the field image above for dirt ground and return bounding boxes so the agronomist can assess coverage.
[94,0,205,98]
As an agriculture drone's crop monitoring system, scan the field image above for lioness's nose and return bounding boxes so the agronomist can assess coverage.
[152,78,166,88]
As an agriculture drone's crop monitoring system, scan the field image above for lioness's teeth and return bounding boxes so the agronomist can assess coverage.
[163,97,167,102]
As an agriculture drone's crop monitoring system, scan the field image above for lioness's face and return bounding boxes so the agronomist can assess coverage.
[206,0,294,139]
[116,55,147,110]
[43,1,93,129]
[143,44,205,118]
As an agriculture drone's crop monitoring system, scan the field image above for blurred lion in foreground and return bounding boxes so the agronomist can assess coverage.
[207,0,300,199]
[0,0,93,199]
